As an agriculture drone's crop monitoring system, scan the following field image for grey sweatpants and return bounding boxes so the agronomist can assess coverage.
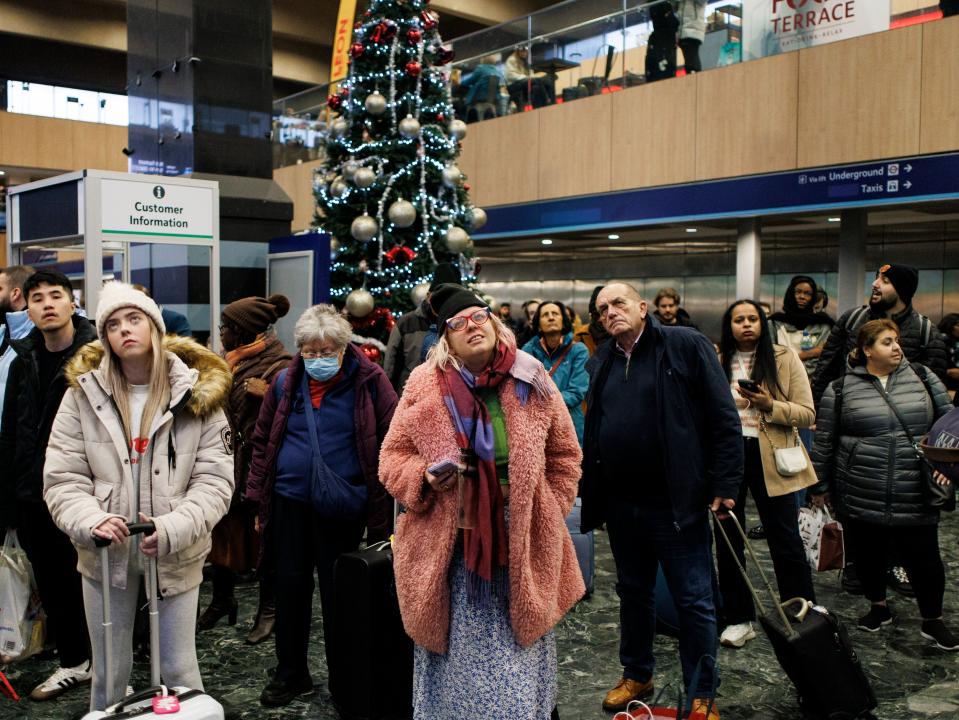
[82,565,202,711]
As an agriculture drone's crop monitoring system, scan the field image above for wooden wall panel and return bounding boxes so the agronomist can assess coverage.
[696,52,798,181]
[920,16,959,154]
[537,93,612,200]
[611,75,697,190]
[797,25,922,168]
[0,112,126,172]
[274,159,323,232]
[469,111,540,208]
[457,125,479,195]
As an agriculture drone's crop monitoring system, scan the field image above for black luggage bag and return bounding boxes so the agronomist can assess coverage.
[712,512,877,720]
[331,540,413,720]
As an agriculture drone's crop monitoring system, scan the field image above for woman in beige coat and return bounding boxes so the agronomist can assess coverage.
[43,282,234,711]
[715,298,817,649]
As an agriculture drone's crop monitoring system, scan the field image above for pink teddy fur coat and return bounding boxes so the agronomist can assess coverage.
[379,357,585,654]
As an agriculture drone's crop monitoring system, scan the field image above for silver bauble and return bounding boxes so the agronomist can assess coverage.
[364,91,387,116]
[350,214,379,242]
[410,282,430,306]
[468,207,487,230]
[331,118,349,137]
[343,160,359,181]
[449,119,468,141]
[346,288,375,318]
[398,115,421,138]
[387,199,416,228]
[442,165,462,187]
[354,167,377,188]
[330,176,348,198]
[445,226,470,253]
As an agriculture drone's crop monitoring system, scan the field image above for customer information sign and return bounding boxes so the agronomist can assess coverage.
[100,178,215,239]
[742,0,890,60]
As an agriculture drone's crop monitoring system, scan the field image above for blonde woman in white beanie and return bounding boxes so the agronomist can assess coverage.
[42,282,234,712]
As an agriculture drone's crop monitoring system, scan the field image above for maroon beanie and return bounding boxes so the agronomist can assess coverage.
[222,294,291,336]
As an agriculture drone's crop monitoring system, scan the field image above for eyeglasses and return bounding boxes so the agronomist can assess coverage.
[445,307,491,332]
[301,350,340,360]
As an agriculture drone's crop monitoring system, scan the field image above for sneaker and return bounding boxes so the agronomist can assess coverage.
[888,566,915,598]
[921,619,959,651]
[720,622,757,648]
[747,525,766,540]
[29,661,92,701]
[857,605,894,632]
[259,674,313,707]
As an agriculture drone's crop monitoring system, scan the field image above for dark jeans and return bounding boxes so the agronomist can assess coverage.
[715,438,815,625]
[272,494,365,684]
[17,500,90,667]
[844,518,945,618]
[606,498,718,697]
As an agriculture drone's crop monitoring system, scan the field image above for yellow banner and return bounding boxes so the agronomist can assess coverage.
[329,0,359,86]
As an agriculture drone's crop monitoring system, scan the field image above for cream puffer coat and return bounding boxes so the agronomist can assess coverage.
[44,336,234,596]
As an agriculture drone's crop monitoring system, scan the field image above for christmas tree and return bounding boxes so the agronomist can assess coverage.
[314,0,487,324]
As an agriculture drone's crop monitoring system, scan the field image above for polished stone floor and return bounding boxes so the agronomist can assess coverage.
[3,504,959,719]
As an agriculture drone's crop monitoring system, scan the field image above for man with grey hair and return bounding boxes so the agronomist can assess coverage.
[581,282,742,719]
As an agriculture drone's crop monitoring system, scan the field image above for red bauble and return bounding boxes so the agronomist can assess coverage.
[421,10,438,29]
[407,29,422,44]
[437,47,455,64]
[463,183,471,191]
[384,245,416,264]
[350,42,364,58]
[360,344,382,363]
[405,61,422,77]
[327,94,342,110]
[436,113,445,122]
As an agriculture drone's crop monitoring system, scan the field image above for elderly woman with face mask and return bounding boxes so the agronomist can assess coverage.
[244,304,397,708]
[380,284,583,720]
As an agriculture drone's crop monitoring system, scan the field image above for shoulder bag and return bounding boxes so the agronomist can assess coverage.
[875,378,955,512]
[759,416,808,476]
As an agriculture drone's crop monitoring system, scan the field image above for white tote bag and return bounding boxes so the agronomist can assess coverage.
[0,529,34,659]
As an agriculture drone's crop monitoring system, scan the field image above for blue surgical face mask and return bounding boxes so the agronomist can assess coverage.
[304,356,340,381]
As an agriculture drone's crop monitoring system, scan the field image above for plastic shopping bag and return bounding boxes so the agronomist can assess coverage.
[614,699,713,720]
[798,506,845,572]
[0,530,40,660]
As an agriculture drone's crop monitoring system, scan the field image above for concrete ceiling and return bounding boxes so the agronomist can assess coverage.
[0,0,559,90]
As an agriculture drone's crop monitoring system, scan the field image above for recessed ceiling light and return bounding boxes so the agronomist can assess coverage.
[685,227,698,233]
[540,238,553,246]
[607,234,620,240]
[827,217,841,222]
[0,170,6,176]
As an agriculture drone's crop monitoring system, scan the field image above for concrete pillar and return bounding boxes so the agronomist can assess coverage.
[736,218,761,300]
[837,209,868,314]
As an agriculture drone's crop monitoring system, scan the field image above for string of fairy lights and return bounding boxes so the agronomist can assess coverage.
[313,0,486,304]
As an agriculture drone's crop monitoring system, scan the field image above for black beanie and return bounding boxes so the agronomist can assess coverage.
[429,283,486,330]
[878,263,919,305]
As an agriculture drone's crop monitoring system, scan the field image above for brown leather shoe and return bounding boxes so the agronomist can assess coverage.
[246,602,276,645]
[691,698,721,720]
[602,677,654,712]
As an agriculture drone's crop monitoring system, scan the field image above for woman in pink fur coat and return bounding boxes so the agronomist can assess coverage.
[380,284,584,720]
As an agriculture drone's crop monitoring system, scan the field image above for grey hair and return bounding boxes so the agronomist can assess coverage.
[293,304,353,349]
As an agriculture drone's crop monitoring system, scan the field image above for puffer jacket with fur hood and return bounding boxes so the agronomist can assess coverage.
[44,336,234,596]
[811,360,951,526]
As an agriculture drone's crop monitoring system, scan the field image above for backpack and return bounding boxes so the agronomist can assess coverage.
[843,307,933,348]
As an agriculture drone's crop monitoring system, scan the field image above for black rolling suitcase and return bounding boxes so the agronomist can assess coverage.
[712,511,877,720]
[331,538,413,720]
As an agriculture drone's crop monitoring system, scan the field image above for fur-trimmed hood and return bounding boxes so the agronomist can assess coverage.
[65,335,232,418]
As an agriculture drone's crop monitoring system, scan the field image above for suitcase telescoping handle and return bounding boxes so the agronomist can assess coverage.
[709,510,799,639]
[94,521,159,704]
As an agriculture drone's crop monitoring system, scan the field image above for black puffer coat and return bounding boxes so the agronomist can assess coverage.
[811,304,947,405]
[811,361,951,526]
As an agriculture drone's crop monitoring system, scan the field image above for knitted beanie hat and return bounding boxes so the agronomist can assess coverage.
[429,283,487,330]
[221,294,291,336]
[95,281,166,340]
[878,263,919,305]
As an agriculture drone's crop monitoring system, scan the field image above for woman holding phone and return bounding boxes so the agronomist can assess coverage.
[380,283,583,719]
[714,299,818,649]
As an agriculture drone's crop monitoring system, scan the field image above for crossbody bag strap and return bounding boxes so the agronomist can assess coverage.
[260,358,289,382]
[300,371,325,463]
[874,381,927,468]
[547,341,574,377]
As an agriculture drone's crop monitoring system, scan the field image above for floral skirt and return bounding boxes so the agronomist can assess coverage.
[412,544,557,720]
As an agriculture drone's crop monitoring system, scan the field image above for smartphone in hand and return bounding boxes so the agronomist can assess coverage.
[428,459,459,478]
[737,379,760,393]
